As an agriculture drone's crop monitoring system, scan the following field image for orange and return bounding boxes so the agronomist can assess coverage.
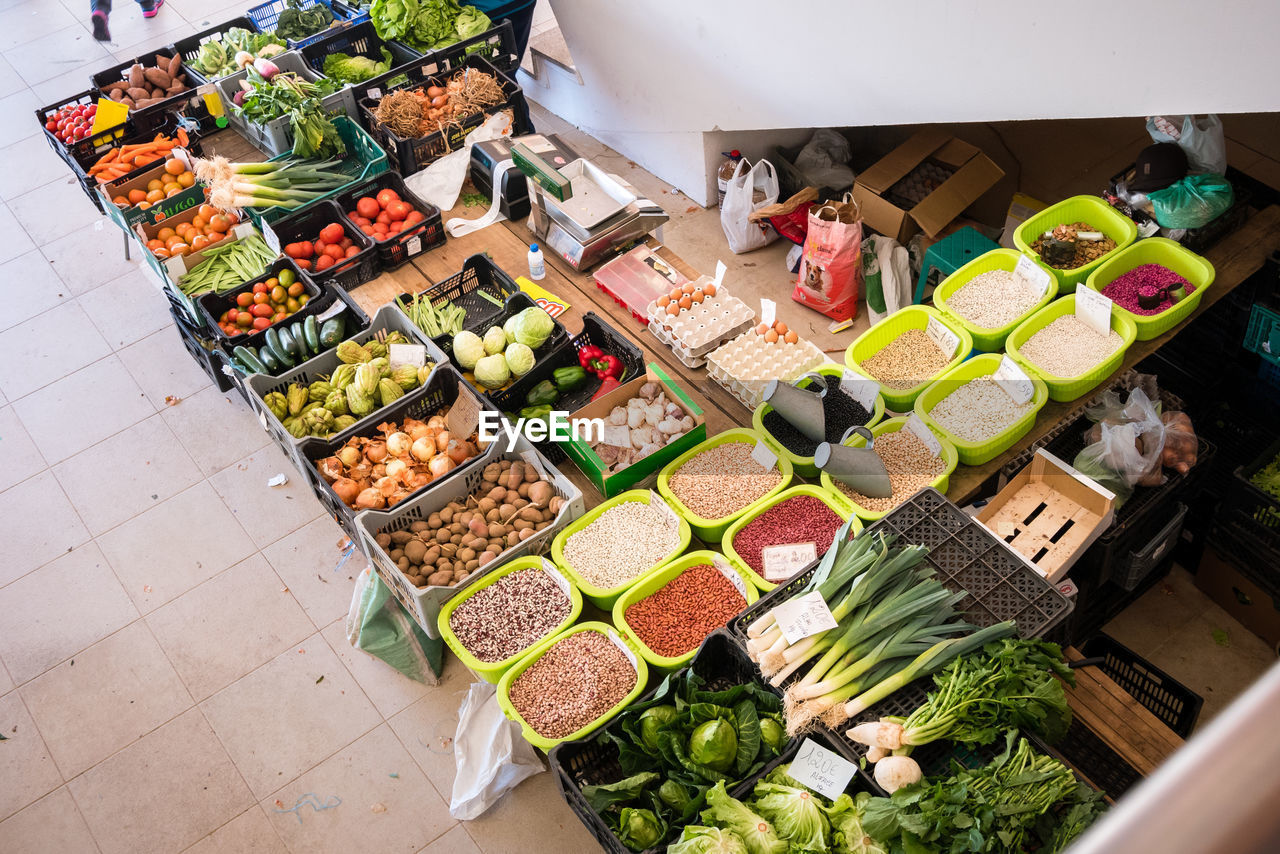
[164,158,184,176]
[198,204,217,220]
[113,195,129,207]
[137,201,151,210]
[146,179,163,192]
[168,242,189,256]
[191,215,206,231]
[156,227,176,241]
[146,238,166,251]
[162,182,181,195]
[152,247,170,258]
[127,188,147,205]
[190,234,210,251]
[177,172,195,188]
[165,234,184,249]
[207,214,230,233]
[205,231,226,244]
[145,189,164,204]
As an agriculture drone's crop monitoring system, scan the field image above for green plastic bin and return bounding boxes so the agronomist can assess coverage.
[843,305,972,412]
[932,248,1059,352]
[818,416,958,522]
[914,353,1049,466]
[1006,294,1137,402]
[611,550,758,672]
[751,364,885,478]
[1083,237,1216,340]
[656,428,793,542]
[496,621,648,752]
[436,556,582,685]
[1012,194,1138,292]
[721,484,859,592]
[550,490,691,610]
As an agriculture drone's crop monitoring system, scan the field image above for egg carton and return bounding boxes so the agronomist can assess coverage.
[705,332,827,409]
[645,284,756,356]
[648,321,709,369]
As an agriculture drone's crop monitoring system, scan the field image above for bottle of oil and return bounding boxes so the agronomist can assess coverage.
[717,150,743,207]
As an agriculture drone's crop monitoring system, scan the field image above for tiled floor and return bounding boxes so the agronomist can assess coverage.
[0,3,1276,852]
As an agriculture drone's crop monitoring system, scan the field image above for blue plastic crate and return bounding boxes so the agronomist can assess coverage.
[246,0,370,49]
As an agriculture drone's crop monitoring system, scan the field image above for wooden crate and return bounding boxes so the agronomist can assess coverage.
[977,450,1115,583]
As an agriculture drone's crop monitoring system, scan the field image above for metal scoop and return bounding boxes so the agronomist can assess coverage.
[763,373,828,443]
[814,426,892,498]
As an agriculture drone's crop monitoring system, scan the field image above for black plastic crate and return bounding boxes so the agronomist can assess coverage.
[356,53,529,175]
[1227,435,1280,533]
[91,50,198,123]
[1079,634,1203,738]
[1207,517,1280,601]
[198,257,323,343]
[298,19,422,80]
[68,114,203,215]
[433,18,519,76]
[446,291,572,409]
[1051,719,1141,799]
[35,90,171,173]
[334,172,444,270]
[395,253,520,347]
[169,305,235,393]
[267,199,379,291]
[170,16,257,85]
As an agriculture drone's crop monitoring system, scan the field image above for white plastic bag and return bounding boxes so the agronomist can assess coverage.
[450,681,544,820]
[720,158,779,254]
[1073,387,1167,507]
[1146,115,1227,174]
[346,567,441,685]
[865,235,911,324]
[405,111,513,213]
[793,128,855,191]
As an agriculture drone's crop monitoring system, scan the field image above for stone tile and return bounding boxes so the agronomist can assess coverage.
[419,825,481,854]
[161,384,270,477]
[0,689,62,820]
[148,554,314,702]
[53,412,202,535]
[40,217,145,294]
[0,87,43,151]
[0,52,25,98]
[0,660,10,696]
[117,326,214,411]
[0,248,75,333]
[263,725,454,854]
[0,131,69,201]
[29,58,111,106]
[200,634,381,799]
[68,707,254,854]
[20,621,193,778]
[12,355,152,463]
[0,786,99,854]
[0,542,137,685]
[208,445,324,549]
[0,3,77,52]
[0,469,89,589]
[386,661,472,802]
[5,24,111,86]
[463,768,602,854]
[261,516,366,629]
[86,3,184,53]
[165,0,246,29]
[183,806,288,854]
[0,404,46,493]
[8,176,103,247]
[96,480,256,613]
[0,199,34,262]
[109,25,191,64]
[77,267,173,347]
[1103,567,1207,660]
[321,609,430,719]
[0,299,110,400]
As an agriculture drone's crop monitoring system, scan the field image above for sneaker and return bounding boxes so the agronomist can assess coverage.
[90,10,110,40]
[141,0,163,18]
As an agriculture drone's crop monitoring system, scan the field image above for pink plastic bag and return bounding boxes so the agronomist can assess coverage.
[792,197,862,320]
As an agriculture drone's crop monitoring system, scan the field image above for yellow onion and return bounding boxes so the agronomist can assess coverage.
[403,418,431,441]
[336,446,362,468]
[371,463,387,480]
[317,456,344,483]
[428,453,456,478]
[435,430,452,453]
[355,488,385,510]
[374,476,399,497]
[385,432,412,457]
[405,470,432,489]
[385,458,408,480]
[446,438,471,465]
[427,415,447,431]
[364,440,388,463]
[411,437,435,462]
[331,477,360,505]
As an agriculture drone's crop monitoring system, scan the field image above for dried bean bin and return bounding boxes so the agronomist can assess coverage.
[750,364,886,478]
[171,16,257,84]
[550,489,692,609]
[914,353,1050,466]
[656,428,794,542]
[497,622,649,752]
[354,434,585,637]
[1083,237,1216,340]
[395,254,521,351]
[196,257,323,344]
[1012,194,1139,292]
[266,199,378,291]
[610,551,759,672]
[819,416,959,522]
[437,556,583,684]
[844,305,973,412]
[932,248,1060,352]
[243,302,445,472]
[721,485,860,592]
[1005,295,1137,403]
[335,172,444,270]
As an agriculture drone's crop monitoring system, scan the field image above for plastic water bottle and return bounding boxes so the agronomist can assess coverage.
[527,242,545,280]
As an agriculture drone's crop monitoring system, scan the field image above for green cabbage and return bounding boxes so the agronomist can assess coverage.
[758,718,784,753]
[617,807,664,851]
[826,793,887,854]
[669,825,750,854]
[689,720,738,773]
[639,705,679,751]
[452,330,485,370]
[370,0,418,40]
[510,306,555,349]
[474,354,510,389]
[196,41,226,73]
[483,325,507,355]
[455,6,490,39]
[750,769,831,852]
[504,342,535,377]
[321,48,393,84]
[700,782,786,854]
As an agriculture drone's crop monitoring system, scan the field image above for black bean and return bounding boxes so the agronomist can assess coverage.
[761,387,872,456]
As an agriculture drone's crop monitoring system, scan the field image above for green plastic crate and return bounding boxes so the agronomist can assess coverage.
[1012,194,1138,292]
[721,484,859,592]
[1083,237,1216,340]
[914,353,1049,466]
[1006,294,1137,402]
[843,305,972,412]
[932,248,1059,352]
[656,428,793,542]
[751,363,885,479]
[818,416,958,522]
[496,621,648,752]
[550,490,691,610]
[610,550,758,672]
[1245,303,1280,364]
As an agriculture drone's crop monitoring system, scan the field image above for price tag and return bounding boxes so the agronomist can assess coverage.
[773,591,838,645]
[407,235,422,255]
[714,260,727,289]
[905,413,943,458]
[446,381,481,437]
[1075,287,1113,337]
[787,738,858,801]
[607,629,640,672]
[760,298,776,328]
[751,440,778,472]
[261,222,281,254]
[711,554,749,599]
[924,315,960,358]
[542,559,572,597]
[648,490,680,529]
[520,448,550,480]
[388,343,427,368]
[839,369,879,413]
[1012,254,1053,297]
[993,355,1034,405]
[761,542,818,582]
[316,300,346,322]
[367,87,382,100]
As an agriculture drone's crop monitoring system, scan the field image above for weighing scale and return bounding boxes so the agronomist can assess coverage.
[470,133,578,221]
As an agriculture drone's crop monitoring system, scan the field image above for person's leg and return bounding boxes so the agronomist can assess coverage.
[90,0,111,41]
[503,5,536,66]
[137,0,164,18]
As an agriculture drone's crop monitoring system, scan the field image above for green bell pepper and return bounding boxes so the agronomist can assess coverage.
[525,380,559,407]
[552,366,588,392]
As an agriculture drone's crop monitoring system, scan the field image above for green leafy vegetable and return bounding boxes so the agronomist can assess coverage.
[617,807,665,851]
[275,0,335,41]
[321,48,394,84]
[700,782,787,854]
[690,719,738,774]
[582,772,660,814]
[669,825,750,854]
[370,0,491,51]
[750,768,832,851]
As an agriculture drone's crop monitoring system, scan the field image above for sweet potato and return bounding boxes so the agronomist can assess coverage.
[128,64,144,89]
[127,87,150,101]
[143,67,171,89]
[167,53,181,78]
[103,81,129,94]
[119,96,135,108]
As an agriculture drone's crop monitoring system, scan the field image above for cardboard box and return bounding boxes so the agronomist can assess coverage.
[97,147,205,230]
[1196,547,1280,652]
[1000,192,1048,249]
[852,129,1006,243]
[560,362,706,498]
[976,449,1115,583]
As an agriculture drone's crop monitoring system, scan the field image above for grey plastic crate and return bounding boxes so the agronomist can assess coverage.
[216,50,349,156]
[244,302,446,473]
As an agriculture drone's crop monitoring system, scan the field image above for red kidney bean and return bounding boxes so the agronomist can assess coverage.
[732,495,843,576]
[623,564,746,658]
[1101,263,1194,315]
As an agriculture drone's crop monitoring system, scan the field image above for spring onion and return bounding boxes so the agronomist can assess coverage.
[193,155,351,211]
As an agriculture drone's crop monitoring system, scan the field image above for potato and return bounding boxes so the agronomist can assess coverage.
[535,521,550,531]
[487,486,506,503]
[488,522,508,539]
[454,569,469,583]
[435,528,451,544]
[498,503,515,519]
[409,520,429,533]
[104,81,129,94]
[512,497,528,510]
[450,534,462,545]
[375,532,392,548]
[391,530,413,545]
[519,528,535,541]
[449,521,465,535]
[423,545,441,565]
[479,551,497,566]
[404,540,427,564]
[485,508,500,523]
[427,513,442,528]
[439,543,457,559]
[439,507,454,524]
[528,481,552,507]
[512,518,533,532]
[506,531,521,548]
[477,497,496,514]
[524,466,539,484]
[518,506,542,523]
[427,570,453,587]
[483,463,502,482]
[498,459,512,471]
[396,556,409,572]
[465,559,480,572]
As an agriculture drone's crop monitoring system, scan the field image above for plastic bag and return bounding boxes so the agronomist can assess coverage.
[1146,115,1227,174]
[720,158,780,254]
[864,234,911,324]
[346,567,443,684]
[450,681,544,819]
[793,129,855,191]
[406,111,513,213]
[750,187,817,246]
[1147,174,1234,229]
[1073,387,1167,506]
[792,195,862,320]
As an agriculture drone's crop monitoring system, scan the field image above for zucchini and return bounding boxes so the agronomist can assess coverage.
[264,328,294,367]
[278,326,299,360]
[304,315,321,354]
[290,321,309,356]
[319,314,346,348]
[258,345,282,374]
[233,345,268,375]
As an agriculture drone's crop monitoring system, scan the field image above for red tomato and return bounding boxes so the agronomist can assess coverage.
[345,245,360,258]
[375,211,391,225]
[253,281,269,294]
[356,197,380,219]
[314,254,335,271]
[386,200,412,220]
[283,242,304,259]
[236,292,253,308]
[388,220,405,234]
[376,188,399,208]
[319,223,344,244]
[404,210,424,226]
[296,258,312,270]
[347,210,360,221]
[359,224,377,236]
[252,316,271,330]
[324,244,344,260]
[339,237,353,249]
[314,239,327,256]
[299,241,313,258]
[250,303,273,319]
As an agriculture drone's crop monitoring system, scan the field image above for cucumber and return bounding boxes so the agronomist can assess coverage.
[257,344,282,374]
[303,315,320,354]
[319,314,346,348]
[233,345,268,375]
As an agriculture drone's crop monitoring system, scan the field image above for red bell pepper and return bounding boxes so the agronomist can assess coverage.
[596,353,623,379]
[590,375,621,401]
[578,345,603,370]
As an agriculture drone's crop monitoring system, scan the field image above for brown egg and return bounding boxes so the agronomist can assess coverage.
[666,303,680,316]
[657,294,669,307]
[784,330,799,344]
[704,283,717,296]
[669,288,683,302]
[756,323,768,335]
[679,295,693,310]
[775,321,789,335]
[765,329,779,343]
[681,283,696,294]
[690,290,705,303]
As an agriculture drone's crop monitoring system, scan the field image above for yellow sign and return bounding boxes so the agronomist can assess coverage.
[90,98,129,134]
[517,276,570,318]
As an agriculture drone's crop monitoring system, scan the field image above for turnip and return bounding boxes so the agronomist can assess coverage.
[873,755,922,793]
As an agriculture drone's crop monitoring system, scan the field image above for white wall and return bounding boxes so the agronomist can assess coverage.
[536,0,1280,203]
